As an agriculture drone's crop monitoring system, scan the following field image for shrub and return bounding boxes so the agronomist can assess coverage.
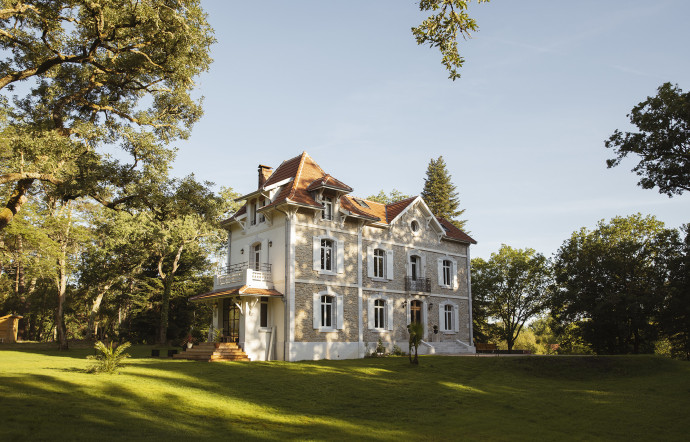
[87,341,132,374]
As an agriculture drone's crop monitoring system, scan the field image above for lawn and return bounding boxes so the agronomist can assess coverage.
[1,345,689,441]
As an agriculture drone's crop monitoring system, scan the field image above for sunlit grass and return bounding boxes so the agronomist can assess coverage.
[1,346,689,440]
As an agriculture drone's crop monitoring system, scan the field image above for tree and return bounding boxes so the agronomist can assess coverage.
[407,322,424,364]
[552,214,680,354]
[0,0,215,230]
[421,156,467,230]
[472,245,551,351]
[413,0,490,80]
[366,189,413,205]
[605,82,690,196]
[658,224,690,360]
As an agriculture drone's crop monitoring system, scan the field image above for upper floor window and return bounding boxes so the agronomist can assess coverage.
[410,255,421,280]
[251,243,261,271]
[322,197,333,220]
[250,200,257,225]
[411,220,420,232]
[313,235,344,274]
[442,260,452,286]
[258,198,266,223]
[374,249,385,278]
[321,239,333,271]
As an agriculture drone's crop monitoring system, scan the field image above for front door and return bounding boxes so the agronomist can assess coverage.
[223,299,240,343]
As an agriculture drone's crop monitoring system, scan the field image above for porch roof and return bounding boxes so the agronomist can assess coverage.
[189,286,283,302]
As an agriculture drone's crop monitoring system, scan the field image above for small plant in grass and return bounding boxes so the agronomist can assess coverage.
[87,341,131,374]
[392,344,405,356]
[376,338,387,356]
[408,322,424,364]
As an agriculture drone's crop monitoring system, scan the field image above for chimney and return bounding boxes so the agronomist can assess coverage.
[258,164,273,188]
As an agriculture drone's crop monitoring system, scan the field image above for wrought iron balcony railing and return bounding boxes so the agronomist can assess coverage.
[215,263,273,289]
[405,276,431,293]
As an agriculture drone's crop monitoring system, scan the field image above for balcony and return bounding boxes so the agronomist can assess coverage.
[214,263,273,290]
[405,276,431,293]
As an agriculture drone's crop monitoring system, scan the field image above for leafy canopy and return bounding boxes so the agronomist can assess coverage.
[605,82,690,196]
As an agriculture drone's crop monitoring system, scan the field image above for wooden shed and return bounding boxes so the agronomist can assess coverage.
[0,315,22,343]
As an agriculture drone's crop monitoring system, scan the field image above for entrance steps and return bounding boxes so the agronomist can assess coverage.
[173,342,250,362]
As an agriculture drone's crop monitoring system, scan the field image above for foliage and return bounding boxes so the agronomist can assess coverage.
[3,350,690,440]
[421,156,467,230]
[0,0,215,230]
[552,214,680,355]
[472,245,551,351]
[413,0,490,80]
[407,322,424,364]
[605,82,690,196]
[658,224,690,360]
[366,189,413,205]
[87,341,131,374]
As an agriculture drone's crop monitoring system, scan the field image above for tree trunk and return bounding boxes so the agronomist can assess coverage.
[55,255,69,350]
[0,178,33,231]
[86,284,111,340]
[158,275,174,344]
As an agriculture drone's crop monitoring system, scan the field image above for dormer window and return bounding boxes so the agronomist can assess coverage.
[322,197,333,220]
[250,200,257,225]
[258,198,265,223]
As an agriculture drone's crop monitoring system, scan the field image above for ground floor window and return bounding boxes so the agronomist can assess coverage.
[410,300,422,324]
[260,297,268,328]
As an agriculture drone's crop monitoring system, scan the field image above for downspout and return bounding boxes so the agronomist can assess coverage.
[467,245,474,347]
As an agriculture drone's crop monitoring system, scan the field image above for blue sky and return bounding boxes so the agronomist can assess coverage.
[173,0,690,260]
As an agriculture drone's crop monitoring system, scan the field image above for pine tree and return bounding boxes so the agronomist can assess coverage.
[421,156,467,230]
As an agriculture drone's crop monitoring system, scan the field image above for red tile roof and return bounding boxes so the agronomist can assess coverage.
[385,196,417,223]
[306,174,353,192]
[437,217,477,244]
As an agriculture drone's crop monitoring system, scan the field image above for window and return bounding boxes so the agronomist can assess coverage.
[321,294,333,328]
[410,255,420,280]
[260,297,268,328]
[439,302,458,333]
[354,198,369,208]
[444,304,453,331]
[443,260,452,286]
[374,249,385,278]
[313,291,344,331]
[411,220,419,232]
[250,200,257,225]
[258,198,266,223]
[252,243,261,271]
[368,295,393,331]
[321,239,333,271]
[374,299,386,329]
[313,235,344,274]
[322,197,333,220]
[410,300,422,324]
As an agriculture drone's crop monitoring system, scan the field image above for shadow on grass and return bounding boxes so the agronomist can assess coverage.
[1,352,689,440]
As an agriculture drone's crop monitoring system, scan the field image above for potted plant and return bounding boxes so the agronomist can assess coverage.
[182,334,196,350]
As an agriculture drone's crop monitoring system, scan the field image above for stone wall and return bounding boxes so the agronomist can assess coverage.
[294,282,358,343]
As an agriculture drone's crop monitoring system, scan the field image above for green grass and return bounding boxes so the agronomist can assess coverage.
[1,345,689,441]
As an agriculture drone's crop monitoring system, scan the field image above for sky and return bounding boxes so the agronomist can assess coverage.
[172,0,690,260]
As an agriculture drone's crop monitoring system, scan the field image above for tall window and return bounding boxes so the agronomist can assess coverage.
[410,300,422,324]
[410,256,421,280]
[442,259,452,286]
[321,295,334,328]
[250,200,257,225]
[258,198,265,223]
[374,249,385,278]
[444,304,453,331]
[322,197,333,220]
[374,299,386,329]
[320,239,333,271]
[260,297,268,328]
[252,243,261,271]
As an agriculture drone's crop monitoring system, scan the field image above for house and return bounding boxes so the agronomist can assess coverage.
[189,152,476,361]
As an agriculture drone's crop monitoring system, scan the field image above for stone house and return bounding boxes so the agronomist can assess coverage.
[190,152,476,361]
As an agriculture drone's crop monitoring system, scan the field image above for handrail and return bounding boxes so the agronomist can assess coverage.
[222,262,272,274]
[405,276,431,292]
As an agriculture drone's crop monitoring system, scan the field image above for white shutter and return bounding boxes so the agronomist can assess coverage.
[366,246,374,278]
[336,294,344,329]
[421,253,427,277]
[452,260,458,289]
[367,297,375,330]
[313,293,320,329]
[437,258,444,286]
[438,303,445,331]
[386,249,394,280]
[261,239,268,265]
[454,304,459,332]
[387,298,394,331]
[336,240,345,273]
[312,236,321,271]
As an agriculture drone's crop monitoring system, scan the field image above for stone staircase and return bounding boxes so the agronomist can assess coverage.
[173,342,250,362]
[421,340,475,355]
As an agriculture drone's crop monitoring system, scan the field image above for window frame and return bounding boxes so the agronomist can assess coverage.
[313,290,344,332]
[442,259,452,287]
[259,296,269,329]
[322,196,333,221]
[373,248,385,279]
[438,301,459,333]
[320,238,334,272]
